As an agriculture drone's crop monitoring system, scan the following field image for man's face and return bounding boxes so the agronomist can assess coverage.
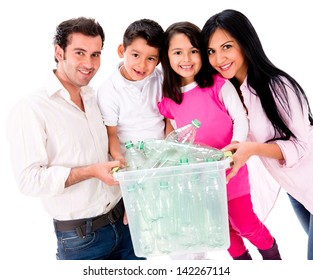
[55,32,102,89]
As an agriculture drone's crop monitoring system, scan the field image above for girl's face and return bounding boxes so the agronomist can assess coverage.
[118,37,159,81]
[168,33,202,86]
[207,28,247,85]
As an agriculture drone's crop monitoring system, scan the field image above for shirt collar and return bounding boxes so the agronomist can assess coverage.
[239,76,249,94]
[181,81,198,93]
[45,69,95,100]
[240,75,257,96]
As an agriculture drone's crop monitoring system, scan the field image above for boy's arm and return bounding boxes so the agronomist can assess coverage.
[106,126,126,165]
[165,118,174,136]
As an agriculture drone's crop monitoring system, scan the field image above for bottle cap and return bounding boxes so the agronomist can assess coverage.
[136,140,145,150]
[127,184,136,192]
[191,119,201,128]
[125,141,134,149]
[159,181,169,189]
[179,157,189,165]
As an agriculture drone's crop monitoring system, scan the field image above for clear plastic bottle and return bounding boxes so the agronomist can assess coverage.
[136,182,160,222]
[176,157,199,247]
[165,118,201,144]
[143,143,178,169]
[156,180,174,253]
[126,184,155,255]
[124,140,147,171]
[202,170,228,247]
[139,139,161,158]
[136,140,145,153]
[189,171,208,245]
[189,143,225,163]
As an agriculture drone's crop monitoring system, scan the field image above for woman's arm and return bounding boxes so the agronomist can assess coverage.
[220,80,249,142]
[223,141,284,181]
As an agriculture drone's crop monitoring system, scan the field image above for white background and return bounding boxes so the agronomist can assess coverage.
[1,0,312,278]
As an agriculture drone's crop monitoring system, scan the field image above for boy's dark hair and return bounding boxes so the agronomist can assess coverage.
[160,21,213,104]
[53,17,105,63]
[122,19,164,51]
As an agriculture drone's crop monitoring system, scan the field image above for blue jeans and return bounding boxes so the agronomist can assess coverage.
[54,218,145,260]
[288,194,313,260]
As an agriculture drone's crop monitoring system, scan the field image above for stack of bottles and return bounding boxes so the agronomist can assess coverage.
[114,119,230,257]
[124,119,226,172]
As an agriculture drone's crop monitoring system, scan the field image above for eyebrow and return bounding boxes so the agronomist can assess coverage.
[209,40,234,49]
[131,48,159,58]
[170,47,182,51]
[73,47,101,55]
[220,40,234,47]
[170,46,196,51]
[73,47,87,52]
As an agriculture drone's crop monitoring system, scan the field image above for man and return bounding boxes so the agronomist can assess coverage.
[7,17,143,260]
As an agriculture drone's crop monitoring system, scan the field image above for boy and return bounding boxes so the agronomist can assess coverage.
[97,19,165,163]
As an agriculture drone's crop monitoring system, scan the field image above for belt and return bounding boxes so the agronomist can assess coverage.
[54,199,124,238]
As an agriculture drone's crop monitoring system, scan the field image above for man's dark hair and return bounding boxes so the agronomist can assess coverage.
[53,17,105,63]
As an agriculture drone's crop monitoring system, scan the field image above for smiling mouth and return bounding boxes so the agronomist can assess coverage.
[180,65,193,70]
[79,69,93,75]
[133,67,144,74]
[220,63,232,71]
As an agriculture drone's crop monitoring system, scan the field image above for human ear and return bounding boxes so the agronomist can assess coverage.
[55,45,64,62]
[117,44,124,58]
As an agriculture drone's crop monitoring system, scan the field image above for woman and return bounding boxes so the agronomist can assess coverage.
[201,9,313,260]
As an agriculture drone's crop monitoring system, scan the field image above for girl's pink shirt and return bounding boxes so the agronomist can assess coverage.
[158,74,250,201]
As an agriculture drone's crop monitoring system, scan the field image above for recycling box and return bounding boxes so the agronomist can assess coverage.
[114,159,230,257]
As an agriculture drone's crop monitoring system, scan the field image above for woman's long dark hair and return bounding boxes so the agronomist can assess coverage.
[160,21,213,104]
[201,9,313,141]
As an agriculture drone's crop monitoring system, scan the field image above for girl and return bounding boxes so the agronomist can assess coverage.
[158,21,281,260]
[201,9,313,260]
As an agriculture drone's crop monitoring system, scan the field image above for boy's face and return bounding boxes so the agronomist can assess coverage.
[118,38,159,81]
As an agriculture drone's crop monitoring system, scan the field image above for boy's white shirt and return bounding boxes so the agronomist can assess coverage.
[97,62,165,154]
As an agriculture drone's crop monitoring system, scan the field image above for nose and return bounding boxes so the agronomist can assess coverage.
[137,57,146,69]
[182,52,191,62]
[82,55,95,69]
[214,51,225,65]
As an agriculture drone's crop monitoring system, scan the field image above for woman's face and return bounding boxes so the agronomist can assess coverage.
[207,28,247,84]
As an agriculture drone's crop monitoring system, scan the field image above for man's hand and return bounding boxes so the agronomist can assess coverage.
[92,160,123,186]
[65,160,122,187]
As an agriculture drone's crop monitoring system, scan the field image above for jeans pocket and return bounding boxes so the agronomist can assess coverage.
[58,230,96,252]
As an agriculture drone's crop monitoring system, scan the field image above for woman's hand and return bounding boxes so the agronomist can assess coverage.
[223,142,257,181]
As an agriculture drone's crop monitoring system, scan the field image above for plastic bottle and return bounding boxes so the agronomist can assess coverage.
[175,157,199,247]
[189,143,225,163]
[202,170,228,247]
[156,180,174,253]
[143,143,178,169]
[126,184,155,255]
[136,182,160,222]
[165,118,201,144]
[136,140,145,153]
[189,171,208,245]
[124,140,147,171]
